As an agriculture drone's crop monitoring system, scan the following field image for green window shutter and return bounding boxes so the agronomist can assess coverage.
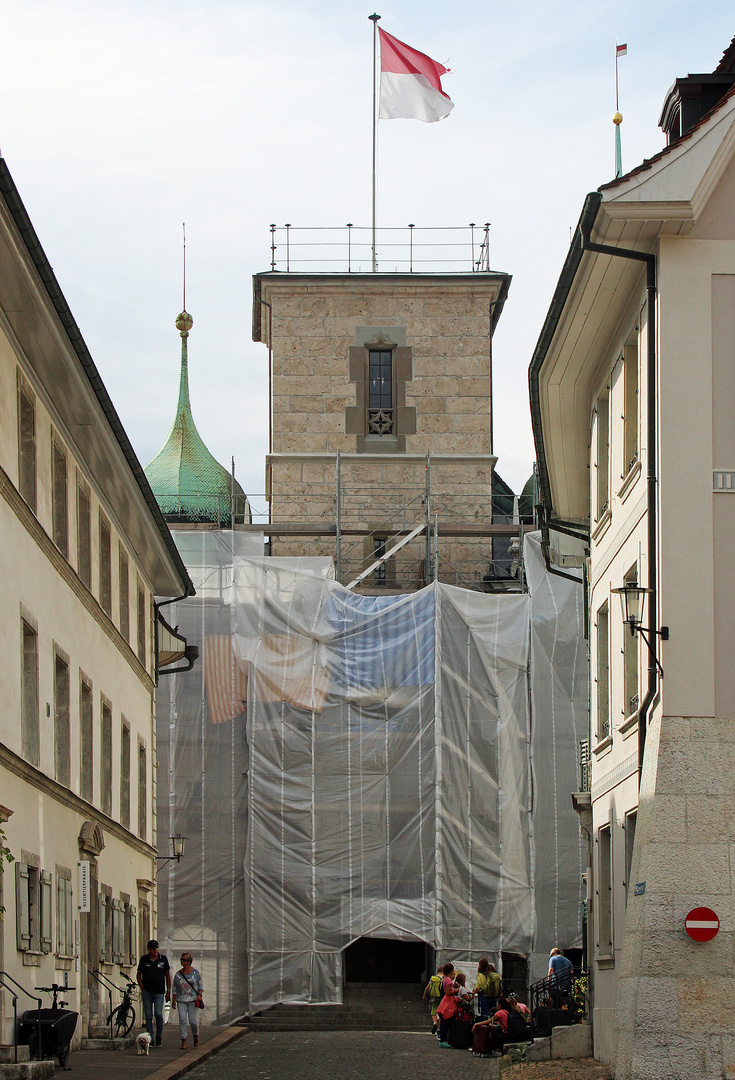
[15,862,30,950]
[40,871,53,954]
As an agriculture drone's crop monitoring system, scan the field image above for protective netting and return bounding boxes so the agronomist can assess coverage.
[156,531,586,1018]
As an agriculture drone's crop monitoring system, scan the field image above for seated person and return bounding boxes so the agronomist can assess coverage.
[472,996,513,1053]
[508,995,531,1020]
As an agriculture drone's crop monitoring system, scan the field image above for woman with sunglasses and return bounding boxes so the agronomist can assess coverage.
[170,952,204,1050]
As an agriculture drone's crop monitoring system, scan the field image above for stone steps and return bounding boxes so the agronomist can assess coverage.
[245,982,429,1033]
[0,1045,56,1080]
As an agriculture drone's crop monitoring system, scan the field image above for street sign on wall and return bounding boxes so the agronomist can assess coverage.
[684,906,719,942]
[78,861,90,912]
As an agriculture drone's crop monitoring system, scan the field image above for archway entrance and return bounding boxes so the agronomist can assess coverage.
[344,937,428,983]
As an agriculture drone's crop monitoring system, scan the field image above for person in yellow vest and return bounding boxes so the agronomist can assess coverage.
[474,958,502,1019]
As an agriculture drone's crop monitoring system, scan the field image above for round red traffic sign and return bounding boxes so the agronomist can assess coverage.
[685,907,719,942]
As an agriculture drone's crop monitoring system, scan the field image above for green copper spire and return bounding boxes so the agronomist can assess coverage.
[145,311,248,526]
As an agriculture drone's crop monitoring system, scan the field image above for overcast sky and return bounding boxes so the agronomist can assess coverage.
[0,1,732,504]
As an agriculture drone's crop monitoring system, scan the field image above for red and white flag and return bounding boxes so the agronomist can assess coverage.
[616,43,627,57]
[378,28,454,123]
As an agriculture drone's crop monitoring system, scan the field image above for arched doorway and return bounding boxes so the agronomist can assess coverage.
[343,937,429,983]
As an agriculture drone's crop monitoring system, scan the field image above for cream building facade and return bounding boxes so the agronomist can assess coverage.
[530,40,735,1079]
[0,157,193,1046]
[252,271,514,592]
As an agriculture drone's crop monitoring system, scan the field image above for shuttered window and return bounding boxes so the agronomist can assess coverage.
[52,438,68,558]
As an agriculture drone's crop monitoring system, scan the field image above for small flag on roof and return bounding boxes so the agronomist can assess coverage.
[378,28,454,123]
[616,43,627,57]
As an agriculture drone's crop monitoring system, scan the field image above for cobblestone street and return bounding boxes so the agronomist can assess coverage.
[185,1031,501,1080]
[181,1031,611,1080]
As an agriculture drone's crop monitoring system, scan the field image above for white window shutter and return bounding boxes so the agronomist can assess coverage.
[15,862,30,950]
[113,899,124,962]
[129,906,137,965]
[65,879,74,956]
[98,893,107,960]
[40,871,52,954]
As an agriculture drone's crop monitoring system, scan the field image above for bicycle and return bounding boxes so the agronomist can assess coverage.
[106,972,139,1038]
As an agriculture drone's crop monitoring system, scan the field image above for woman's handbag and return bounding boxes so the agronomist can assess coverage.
[182,970,204,1009]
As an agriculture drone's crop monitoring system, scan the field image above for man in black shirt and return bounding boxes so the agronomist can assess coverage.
[137,939,171,1046]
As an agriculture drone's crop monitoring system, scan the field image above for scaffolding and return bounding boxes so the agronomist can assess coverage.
[155,530,587,1018]
[247,453,526,593]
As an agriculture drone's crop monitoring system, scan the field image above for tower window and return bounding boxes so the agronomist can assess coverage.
[368,349,393,435]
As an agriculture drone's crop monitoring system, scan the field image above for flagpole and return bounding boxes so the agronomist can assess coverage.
[369,12,380,272]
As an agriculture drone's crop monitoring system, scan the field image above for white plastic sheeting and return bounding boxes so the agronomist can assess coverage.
[156,531,586,1018]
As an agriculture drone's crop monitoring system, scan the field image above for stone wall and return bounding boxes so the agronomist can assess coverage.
[613,713,735,1080]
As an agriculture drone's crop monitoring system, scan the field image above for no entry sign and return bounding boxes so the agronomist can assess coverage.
[684,907,719,942]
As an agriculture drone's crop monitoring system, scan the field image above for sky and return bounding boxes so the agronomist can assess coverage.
[0,1,732,504]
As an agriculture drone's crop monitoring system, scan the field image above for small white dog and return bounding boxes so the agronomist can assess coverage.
[136,1032,152,1056]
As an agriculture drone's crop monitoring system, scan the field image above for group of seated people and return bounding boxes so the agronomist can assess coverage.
[423,958,531,1051]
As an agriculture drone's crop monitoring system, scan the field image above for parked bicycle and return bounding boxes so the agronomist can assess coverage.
[106,972,139,1038]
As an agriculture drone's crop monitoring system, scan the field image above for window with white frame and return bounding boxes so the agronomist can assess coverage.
[596,601,610,740]
[597,824,613,958]
[623,566,639,719]
[623,331,639,476]
[624,809,637,903]
[595,390,610,521]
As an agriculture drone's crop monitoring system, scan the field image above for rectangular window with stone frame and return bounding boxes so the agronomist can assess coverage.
[52,435,68,559]
[99,514,112,617]
[119,546,130,642]
[80,676,94,803]
[77,476,91,588]
[138,739,147,841]
[21,616,39,766]
[17,370,36,512]
[54,649,71,788]
[101,698,113,818]
[120,718,131,831]
[345,333,416,452]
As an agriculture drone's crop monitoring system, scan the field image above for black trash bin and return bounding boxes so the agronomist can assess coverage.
[18,985,78,1070]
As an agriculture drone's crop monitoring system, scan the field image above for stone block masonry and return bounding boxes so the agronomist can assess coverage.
[613,713,735,1080]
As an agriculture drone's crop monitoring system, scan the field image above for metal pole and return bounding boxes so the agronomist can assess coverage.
[285,223,291,272]
[336,452,342,582]
[347,223,353,272]
[425,453,431,585]
[409,223,414,272]
[369,13,381,272]
[434,513,438,583]
[270,224,276,270]
[231,456,236,528]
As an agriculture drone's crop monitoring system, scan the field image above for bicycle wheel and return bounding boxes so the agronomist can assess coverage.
[111,1003,135,1037]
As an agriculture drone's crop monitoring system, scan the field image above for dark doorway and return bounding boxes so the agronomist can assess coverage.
[501,952,528,1000]
[565,947,583,972]
[344,938,426,983]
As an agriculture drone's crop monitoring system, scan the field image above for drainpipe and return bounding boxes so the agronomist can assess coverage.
[580,228,657,792]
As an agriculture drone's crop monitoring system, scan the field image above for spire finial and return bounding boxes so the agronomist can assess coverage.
[176,223,193,335]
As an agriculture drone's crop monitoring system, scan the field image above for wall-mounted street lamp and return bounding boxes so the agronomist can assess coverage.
[155,834,188,874]
[611,582,669,677]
